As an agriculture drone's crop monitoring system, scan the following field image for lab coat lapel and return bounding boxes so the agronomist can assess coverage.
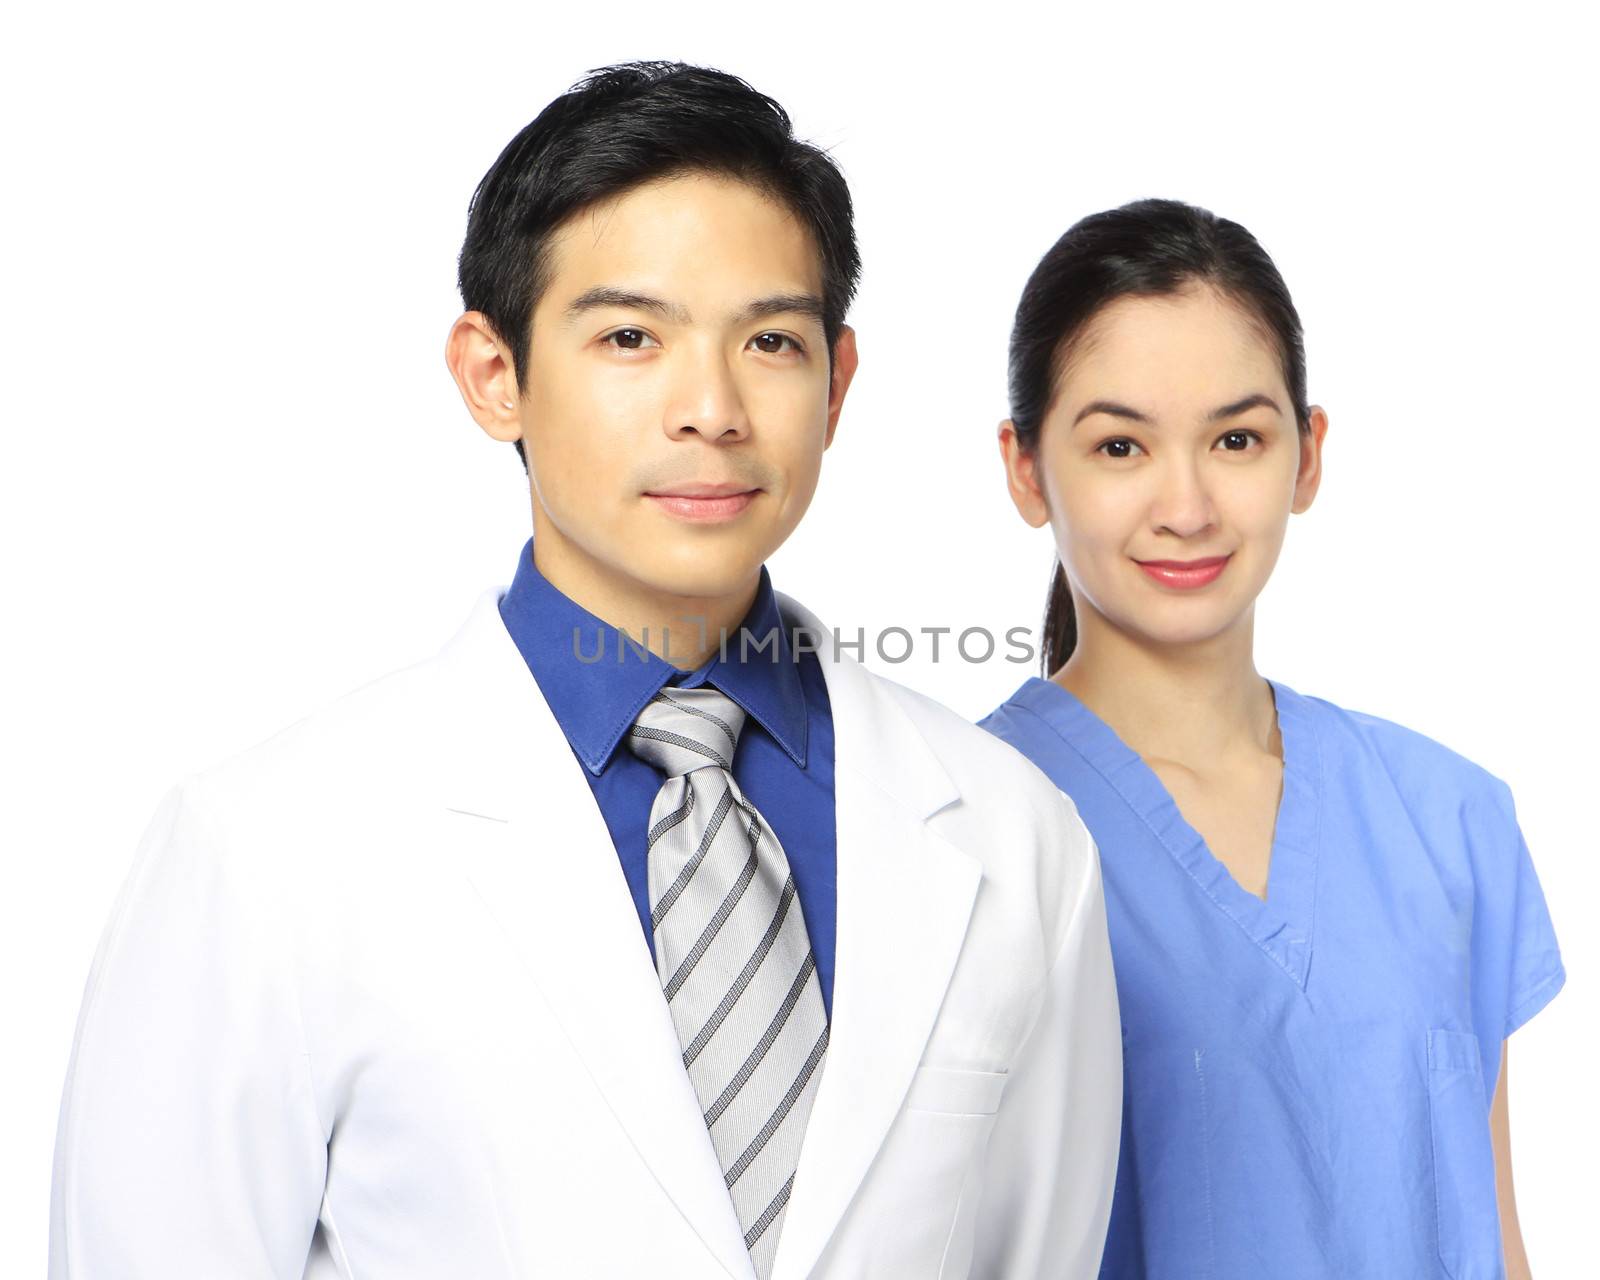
[433,588,756,1280]
[769,596,983,1280]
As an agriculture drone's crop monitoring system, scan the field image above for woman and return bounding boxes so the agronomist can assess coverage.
[979,199,1563,1279]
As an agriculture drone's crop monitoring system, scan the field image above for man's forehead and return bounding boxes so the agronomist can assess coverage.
[539,173,824,303]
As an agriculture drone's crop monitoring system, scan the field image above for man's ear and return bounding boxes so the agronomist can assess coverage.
[445,311,524,444]
[822,325,859,450]
[999,419,1051,528]
[1292,405,1329,514]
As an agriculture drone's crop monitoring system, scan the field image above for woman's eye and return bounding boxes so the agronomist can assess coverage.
[749,332,799,355]
[602,328,658,351]
[1217,429,1259,452]
[1097,438,1142,459]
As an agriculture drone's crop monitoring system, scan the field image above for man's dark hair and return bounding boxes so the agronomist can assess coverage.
[456,61,861,470]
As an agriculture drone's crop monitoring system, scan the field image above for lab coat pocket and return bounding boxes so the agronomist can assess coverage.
[1426,1028,1501,1279]
[848,1067,1006,1277]
[903,1064,1009,1116]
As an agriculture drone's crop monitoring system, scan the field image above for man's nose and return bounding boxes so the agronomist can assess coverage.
[662,342,751,442]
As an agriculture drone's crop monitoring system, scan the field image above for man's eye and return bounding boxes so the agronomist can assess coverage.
[1097,438,1141,459]
[602,328,657,351]
[749,332,799,355]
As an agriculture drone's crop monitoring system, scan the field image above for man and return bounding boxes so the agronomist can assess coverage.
[49,62,1121,1278]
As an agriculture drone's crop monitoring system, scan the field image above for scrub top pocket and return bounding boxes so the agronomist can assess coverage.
[1426,1028,1501,1279]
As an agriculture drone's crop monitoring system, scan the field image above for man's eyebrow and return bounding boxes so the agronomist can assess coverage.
[1072,399,1153,429]
[733,293,826,326]
[563,287,691,326]
[1207,392,1282,421]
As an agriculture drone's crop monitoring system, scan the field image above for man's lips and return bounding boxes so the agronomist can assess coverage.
[643,484,760,522]
[646,481,756,497]
[1134,554,1231,589]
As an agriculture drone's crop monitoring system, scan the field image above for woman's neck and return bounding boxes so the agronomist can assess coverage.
[1053,606,1279,769]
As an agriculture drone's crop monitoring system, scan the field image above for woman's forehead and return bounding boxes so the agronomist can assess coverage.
[1057,285,1288,410]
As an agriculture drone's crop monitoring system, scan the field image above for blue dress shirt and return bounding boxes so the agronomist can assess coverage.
[498,537,838,1017]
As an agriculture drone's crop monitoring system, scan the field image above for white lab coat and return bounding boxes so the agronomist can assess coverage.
[48,586,1122,1278]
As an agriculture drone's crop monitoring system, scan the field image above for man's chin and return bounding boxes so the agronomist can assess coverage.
[633,551,767,605]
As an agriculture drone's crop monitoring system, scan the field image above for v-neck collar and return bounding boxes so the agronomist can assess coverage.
[1009,675,1322,989]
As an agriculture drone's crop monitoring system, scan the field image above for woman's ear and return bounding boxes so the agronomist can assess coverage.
[999,419,1052,528]
[1292,406,1329,514]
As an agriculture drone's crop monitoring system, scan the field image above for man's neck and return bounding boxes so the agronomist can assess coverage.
[531,532,759,671]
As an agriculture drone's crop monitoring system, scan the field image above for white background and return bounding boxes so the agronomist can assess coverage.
[4,0,1594,1270]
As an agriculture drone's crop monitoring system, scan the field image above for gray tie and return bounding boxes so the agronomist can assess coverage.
[627,685,829,1279]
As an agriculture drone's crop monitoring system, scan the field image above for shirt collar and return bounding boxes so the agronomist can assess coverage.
[498,536,809,775]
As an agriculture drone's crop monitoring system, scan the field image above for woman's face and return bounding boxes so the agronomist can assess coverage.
[1001,282,1327,654]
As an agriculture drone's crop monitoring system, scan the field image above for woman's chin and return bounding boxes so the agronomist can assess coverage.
[1105,604,1254,653]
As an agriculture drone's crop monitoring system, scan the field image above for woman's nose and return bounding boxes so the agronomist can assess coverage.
[1149,459,1217,539]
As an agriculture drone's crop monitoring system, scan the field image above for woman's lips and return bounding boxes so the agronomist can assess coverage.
[1134,554,1231,589]
[644,489,759,522]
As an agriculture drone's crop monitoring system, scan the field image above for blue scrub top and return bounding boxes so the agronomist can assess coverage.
[981,676,1565,1280]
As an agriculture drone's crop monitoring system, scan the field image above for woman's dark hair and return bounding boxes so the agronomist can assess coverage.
[1008,197,1311,674]
[456,61,861,471]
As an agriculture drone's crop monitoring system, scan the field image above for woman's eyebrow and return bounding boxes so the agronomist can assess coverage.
[1072,399,1151,428]
[1208,392,1281,421]
[1072,392,1283,430]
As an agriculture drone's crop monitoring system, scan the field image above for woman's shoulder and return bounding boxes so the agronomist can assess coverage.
[978,677,1129,803]
[1283,681,1516,815]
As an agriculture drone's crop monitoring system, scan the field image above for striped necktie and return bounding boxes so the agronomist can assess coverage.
[627,685,829,1279]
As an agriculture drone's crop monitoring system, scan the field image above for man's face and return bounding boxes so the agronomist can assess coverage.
[513,171,854,620]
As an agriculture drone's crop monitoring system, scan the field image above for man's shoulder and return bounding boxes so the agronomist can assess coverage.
[191,656,443,818]
[188,596,493,818]
[776,589,1083,831]
[868,666,1074,809]
[844,656,1094,928]
[838,654,1099,973]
